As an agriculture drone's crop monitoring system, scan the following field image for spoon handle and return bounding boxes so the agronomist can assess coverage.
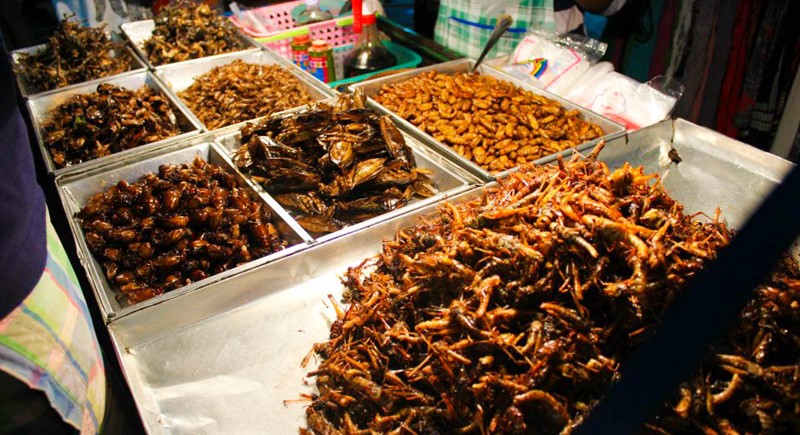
[471,14,514,73]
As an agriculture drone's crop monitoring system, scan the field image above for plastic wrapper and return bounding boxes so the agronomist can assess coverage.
[493,29,684,131]
[563,64,684,131]
[498,29,607,93]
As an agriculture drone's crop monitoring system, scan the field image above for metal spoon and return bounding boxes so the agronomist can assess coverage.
[471,14,514,73]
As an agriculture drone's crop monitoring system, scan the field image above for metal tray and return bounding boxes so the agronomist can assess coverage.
[120,19,261,69]
[597,118,794,230]
[154,50,337,131]
[213,105,480,244]
[56,139,313,323]
[103,118,794,434]
[27,71,204,178]
[350,58,626,182]
[11,39,147,99]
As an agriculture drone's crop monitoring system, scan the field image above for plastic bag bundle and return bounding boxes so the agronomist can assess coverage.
[564,64,684,131]
[494,29,684,131]
[499,30,606,93]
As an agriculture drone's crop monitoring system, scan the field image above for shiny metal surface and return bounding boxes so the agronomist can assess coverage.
[108,186,483,434]
[153,50,336,131]
[11,42,146,99]
[350,58,626,181]
[107,119,792,433]
[55,139,312,323]
[599,119,794,230]
[27,71,204,178]
[120,19,261,69]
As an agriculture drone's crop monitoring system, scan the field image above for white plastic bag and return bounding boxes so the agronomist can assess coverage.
[564,63,684,131]
[499,30,606,92]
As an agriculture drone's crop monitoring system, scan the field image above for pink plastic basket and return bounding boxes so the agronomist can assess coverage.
[229,1,356,52]
[229,2,356,81]
[229,1,303,37]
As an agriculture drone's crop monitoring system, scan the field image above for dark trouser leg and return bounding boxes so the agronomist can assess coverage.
[414,0,440,38]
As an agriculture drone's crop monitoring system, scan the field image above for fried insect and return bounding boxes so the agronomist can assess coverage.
[178,60,315,130]
[15,15,132,93]
[42,83,181,168]
[649,257,800,434]
[77,157,288,304]
[234,93,437,235]
[143,1,248,66]
[303,143,742,434]
[373,71,605,173]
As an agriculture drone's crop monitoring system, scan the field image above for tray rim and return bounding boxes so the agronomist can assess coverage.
[27,70,205,178]
[102,116,796,434]
[119,19,264,70]
[11,42,148,100]
[349,57,626,182]
[152,48,337,132]
[55,138,314,323]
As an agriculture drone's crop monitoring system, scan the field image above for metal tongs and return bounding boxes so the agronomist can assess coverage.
[470,14,514,73]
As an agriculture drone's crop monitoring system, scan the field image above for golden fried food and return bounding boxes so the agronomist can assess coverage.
[373,71,605,172]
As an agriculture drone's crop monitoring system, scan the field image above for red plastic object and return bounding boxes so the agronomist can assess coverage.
[352,0,363,33]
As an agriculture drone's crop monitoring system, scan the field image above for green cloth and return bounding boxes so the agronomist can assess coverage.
[434,0,556,59]
[621,0,665,82]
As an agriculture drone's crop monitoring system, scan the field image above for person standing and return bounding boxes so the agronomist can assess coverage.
[0,35,106,434]
[433,0,627,59]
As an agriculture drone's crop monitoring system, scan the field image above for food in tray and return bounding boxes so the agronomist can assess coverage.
[41,83,182,168]
[373,70,606,173]
[302,143,800,434]
[233,93,438,235]
[178,59,315,130]
[652,255,799,433]
[15,16,132,93]
[143,1,249,66]
[77,157,288,304]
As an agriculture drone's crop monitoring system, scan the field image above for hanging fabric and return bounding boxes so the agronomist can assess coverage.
[673,0,717,121]
[664,0,694,79]
[740,0,799,149]
[696,0,739,128]
[647,0,678,78]
[688,0,723,122]
[620,0,662,82]
[715,0,763,136]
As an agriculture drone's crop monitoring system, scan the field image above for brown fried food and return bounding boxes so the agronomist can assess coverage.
[77,157,288,304]
[143,1,248,66]
[233,92,437,235]
[179,60,315,130]
[373,70,606,173]
[42,83,182,168]
[303,144,742,434]
[16,16,132,93]
[649,256,800,434]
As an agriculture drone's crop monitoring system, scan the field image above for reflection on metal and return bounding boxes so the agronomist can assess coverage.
[105,118,794,434]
